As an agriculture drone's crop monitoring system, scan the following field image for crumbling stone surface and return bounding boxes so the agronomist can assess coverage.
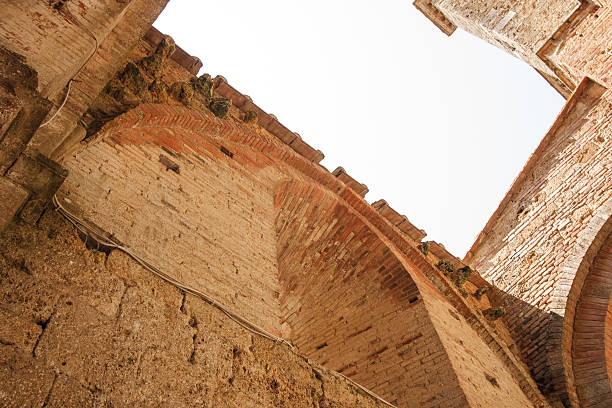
[0,211,386,407]
[0,177,29,231]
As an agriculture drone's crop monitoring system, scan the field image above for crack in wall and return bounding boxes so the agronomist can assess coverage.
[41,371,59,408]
[32,313,53,358]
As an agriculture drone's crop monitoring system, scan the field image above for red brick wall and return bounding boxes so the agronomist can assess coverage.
[275,180,467,408]
[570,231,612,406]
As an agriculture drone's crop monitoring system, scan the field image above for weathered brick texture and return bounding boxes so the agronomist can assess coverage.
[467,79,612,403]
[59,112,284,336]
[432,0,579,76]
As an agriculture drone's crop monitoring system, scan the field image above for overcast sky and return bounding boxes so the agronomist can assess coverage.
[154,0,565,258]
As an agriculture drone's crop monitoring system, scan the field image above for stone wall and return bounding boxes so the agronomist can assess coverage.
[466,79,612,401]
[0,209,387,408]
[52,100,549,407]
[0,0,169,159]
[433,0,579,75]
[547,1,612,90]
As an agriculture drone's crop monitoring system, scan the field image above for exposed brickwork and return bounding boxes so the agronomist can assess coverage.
[54,102,549,407]
[3,1,611,405]
[432,0,579,76]
[548,1,612,90]
[60,112,285,335]
[466,79,612,403]
[571,231,612,406]
[274,180,466,408]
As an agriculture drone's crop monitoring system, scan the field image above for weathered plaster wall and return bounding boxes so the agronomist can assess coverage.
[0,210,387,407]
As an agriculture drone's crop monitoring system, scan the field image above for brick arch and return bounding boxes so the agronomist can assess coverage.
[272,179,545,408]
[548,199,612,407]
[273,179,462,407]
[572,229,612,406]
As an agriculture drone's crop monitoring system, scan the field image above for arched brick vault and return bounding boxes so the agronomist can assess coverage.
[546,199,612,407]
[60,103,548,407]
[274,179,465,407]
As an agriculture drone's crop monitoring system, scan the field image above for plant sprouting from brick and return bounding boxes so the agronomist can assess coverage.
[170,82,194,105]
[243,110,258,124]
[474,285,489,301]
[453,266,472,287]
[209,97,232,118]
[436,260,455,276]
[417,242,429,256]
[119,62,148,97]
[483,307,505,321]
[139,36,175,78]
[191,74,213,99]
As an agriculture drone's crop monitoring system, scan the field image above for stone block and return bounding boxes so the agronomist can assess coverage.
[0,176,29,231]
[6,150,67,224]
[0,82,22,139]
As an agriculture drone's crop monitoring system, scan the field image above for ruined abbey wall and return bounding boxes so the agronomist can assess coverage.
[0,210,386,407]
[467,79,612,400]
[1,0,611,407]
[432,0,579,75]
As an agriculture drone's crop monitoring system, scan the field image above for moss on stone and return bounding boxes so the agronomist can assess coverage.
[149,79,169,103]
[453,266,472,287]
[436,260,455,276]
[118,63,148,97]
[191,74,213,99]
[170,82,194,105]
[139,54,164,78]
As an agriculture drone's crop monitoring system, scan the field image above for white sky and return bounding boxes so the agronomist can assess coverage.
[154,0,565,258]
